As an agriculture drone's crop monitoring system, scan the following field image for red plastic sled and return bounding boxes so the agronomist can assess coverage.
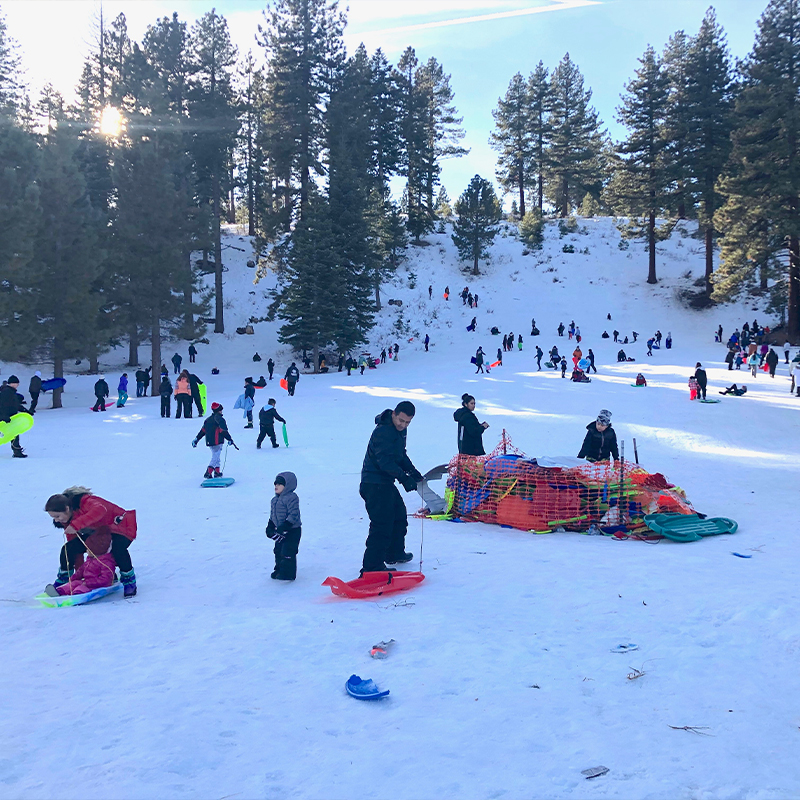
[279,378,288,390]
[322,570,425,599]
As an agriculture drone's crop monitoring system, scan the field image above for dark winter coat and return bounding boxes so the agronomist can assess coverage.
[267,359,275,375]
[285,365,300,383]
[194,411,232,447]
[694,367,708,388]
[244,382,255,401]
[360,409,420,486]
[270,471,301,531]
[159,377,172,397]
[188,374,203,399]
[475,350,484,366]
[171,354,182,367]
[135,369,147,384]
[0,383,26,422]
[578,422,619,462]
[188,345,197,356]
[29,375,42,394]
[453,407,486,456]
[94,379,109,399]
[766,349,779,367]
[259,406,286,429]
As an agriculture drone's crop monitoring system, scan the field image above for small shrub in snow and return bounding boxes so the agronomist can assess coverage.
[558,216,579,237]
[408,271,417,289]
[618,239,630,251]
[562,244,575,253]
[519,210,544,249]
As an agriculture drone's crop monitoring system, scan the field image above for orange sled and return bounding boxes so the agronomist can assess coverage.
[322,570,425,598]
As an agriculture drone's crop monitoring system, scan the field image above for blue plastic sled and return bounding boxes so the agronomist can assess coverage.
[346,674,390,700]
[201,477,235,488]
[36,583,122,607]
[41,377,66,392]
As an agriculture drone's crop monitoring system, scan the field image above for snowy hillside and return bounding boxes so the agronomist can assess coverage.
[2,217,799,800]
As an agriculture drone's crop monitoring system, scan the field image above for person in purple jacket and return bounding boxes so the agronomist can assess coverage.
[116,373,129,407]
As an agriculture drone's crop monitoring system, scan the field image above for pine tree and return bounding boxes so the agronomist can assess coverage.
[0,9,24,117]
[490,72,533,217]
[662,30,693,219]
[546,53,605,217]
[369,48,403,192]
[715,0,800,336]
[452,175,502,274]
[527,62,551,215]
[610,45,671,284]
[435,185,452,218]
[684,9,735,296]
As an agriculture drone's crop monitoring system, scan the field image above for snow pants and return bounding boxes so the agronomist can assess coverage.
[60,528,133,573]
[29,391,39,413]
[359,482,408,571]
[161,394,171,417]
[208,444,223,470]
[176,395,192,418]
[116,392,128,407]
[273,527,301,579]
[257,423,277,448]
[92,396,107,411]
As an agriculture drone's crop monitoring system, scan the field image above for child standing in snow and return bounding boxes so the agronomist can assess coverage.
[192,402,236,479]
[560,357,567,377]
[266,472,302,580]
[517,334,523,350]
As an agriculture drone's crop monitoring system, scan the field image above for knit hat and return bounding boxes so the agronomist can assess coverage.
[211,402,223,412]
[597,409,612,426]
[34,371,41,377]
[7,374,19,384]
[274,474,286,486]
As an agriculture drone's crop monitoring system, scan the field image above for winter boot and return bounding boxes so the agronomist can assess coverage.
[244,423,254,429]
[44,584,60,597]
[12,449,27,458]
[272,442,280,448]
[256,443,262,450]
[120,569,137,598]
[385,552,414,565]
[53,569,72,588]
[214,467,222,478]
[360,565,396,576]
[204,467,214,479]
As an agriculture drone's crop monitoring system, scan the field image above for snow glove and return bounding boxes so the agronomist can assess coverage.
[266,519,290,543]
[192,439,198,447]
[400,474,418,492]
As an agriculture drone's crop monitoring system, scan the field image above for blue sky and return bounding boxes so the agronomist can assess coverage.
[5,0,771,201]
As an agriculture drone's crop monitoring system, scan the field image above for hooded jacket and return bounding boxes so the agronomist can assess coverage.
[159,376,173,397]
[453,407,486,456]
[694,367,707,388]
[270,471,301,530]
[0,383,27,422]
[577,422,619,462]
[94,379,109,399]
[360,409,419,486]
[194,411,232,447]
[29,374,42,394]
[64,491,137,542]
[259,406,286,428]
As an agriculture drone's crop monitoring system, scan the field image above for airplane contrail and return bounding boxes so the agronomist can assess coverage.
[361,0,603,36]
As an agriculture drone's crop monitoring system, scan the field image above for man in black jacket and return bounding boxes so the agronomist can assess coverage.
[285,363,300,396]
[694,363,708,400]
[359,401,423,572]
[0,376,29,457]
[92,376,110,412]
[29,371,42,413]
[257,398,286,449]
[577,409,619,463]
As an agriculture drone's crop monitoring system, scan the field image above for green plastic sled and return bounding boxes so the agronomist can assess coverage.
[643,513,738,542]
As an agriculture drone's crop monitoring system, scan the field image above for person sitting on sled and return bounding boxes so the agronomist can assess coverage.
[192,402,236,479]
[44,528,117,597]
[571,366,590,382]
[577,409,619,463]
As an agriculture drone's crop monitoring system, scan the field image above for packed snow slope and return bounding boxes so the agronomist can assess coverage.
[2,217,799,800]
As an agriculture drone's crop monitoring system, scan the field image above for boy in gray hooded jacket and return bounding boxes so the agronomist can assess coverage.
[266,471,301,580]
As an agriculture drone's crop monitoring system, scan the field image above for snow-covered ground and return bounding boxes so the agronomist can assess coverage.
[2,218,799,800]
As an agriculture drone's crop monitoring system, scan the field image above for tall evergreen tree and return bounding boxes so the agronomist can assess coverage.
[715,0,800,336]
[662,30,693,219]
[546,53,605,216]
[490,72,533,217]
[684,9,735,296]
[527,62,551,215]
[0,8,23,117]
[610,46,671,284]
[452,175,502,275]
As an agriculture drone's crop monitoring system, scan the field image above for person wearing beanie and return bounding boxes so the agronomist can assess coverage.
[92,375,110,412]
[453,393,489,456]
[577,409,619,463]
[192,402,236,479]
[265,471,302,580]
[285,362,300,396]
[29,371,42,414]
[694,363,708,399]
[159,373,173,418]
[257,398,286,449]
[0,375,29,458]
[117,373,129,407]
[243,377,256,428]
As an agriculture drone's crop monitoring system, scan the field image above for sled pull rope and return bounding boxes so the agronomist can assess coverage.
[420,510,424,572]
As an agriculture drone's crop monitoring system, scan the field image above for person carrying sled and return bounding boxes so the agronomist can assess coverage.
[29,371,42,414]
[359,401,423,572]
[577,409,619,463]
[267,358,275,381]
[266,472,302,580]
[285,363,300,396]
[45,486,138,597]
[517,334,523,350]
[92,375,110,412]
[454,393,489,456]
[192,402,236,479]
[475,347,485,374]
[257,398,286,449]
[159,373,172,418]
[243,377,256,428]
[0,375,29,458]
[694,363,708,400]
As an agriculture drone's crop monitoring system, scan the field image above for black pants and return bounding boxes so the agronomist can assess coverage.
[60,531,133,573]
[189,354,195,363]
[161,394,171,417]
[588,363,596,373]
[257,423,277,447]
[425,343,429,351]
[11,435,22,454]
[288,380,296,396]
[268,370,274,381]
[192,392,203,416]
[360,483,408,570]
[698,384,707,400]
[29,391,39,413]
[476,364,484,373]
[92,396,106,411]
[360,366,365,375]
[246,409,253,424]
[273,527,301,579]
[176,395,192,418]
[173,363,180,374]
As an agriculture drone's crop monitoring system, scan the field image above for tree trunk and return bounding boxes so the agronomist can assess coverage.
[89,354,99,374]
[374,275,381,311]
[560,176,569,218]
[472,231,480,275]
[184,249,193,336]
[789,234,800,340]
[127,326,139,367]
[312,343,319,375]
[151,315,161,399]
[538,171,544,215]
[213,171,224,333]
[228,159,236,224]
[52,352,63,409]
[518,160,525,218]
[704,225,714,297]
[647,210,658,284]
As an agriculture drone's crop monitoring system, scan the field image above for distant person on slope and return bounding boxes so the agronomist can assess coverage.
[578,409,619,463]
[192,402,236,479]
[159,373,172,418]
[188,344,197,363]
[92,376,110,412]
[454,393,489,456]
[171,352,182,375]
[535,345,543,370]
[267,358,275,380]
[694,363,708,400]
[257,398,286,450]
[28,371,42,414]
[766,348,779,377]
[285,363,300,396]
[475,347,485,374]
[359,401,423,572]
[117,374,128,407]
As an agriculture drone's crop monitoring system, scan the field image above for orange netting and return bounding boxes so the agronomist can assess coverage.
[445,431,694,539]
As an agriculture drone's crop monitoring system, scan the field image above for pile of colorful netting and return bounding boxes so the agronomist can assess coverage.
[442,433,694,540]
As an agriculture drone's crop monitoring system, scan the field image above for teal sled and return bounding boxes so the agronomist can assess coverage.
[36,583,123,607]
[201,477,235,488]
[644,513,738,542]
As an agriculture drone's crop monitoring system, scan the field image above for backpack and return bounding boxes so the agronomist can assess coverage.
[635,373,646,386]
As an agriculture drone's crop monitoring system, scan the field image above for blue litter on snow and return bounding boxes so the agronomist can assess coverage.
[346,674,390,700]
